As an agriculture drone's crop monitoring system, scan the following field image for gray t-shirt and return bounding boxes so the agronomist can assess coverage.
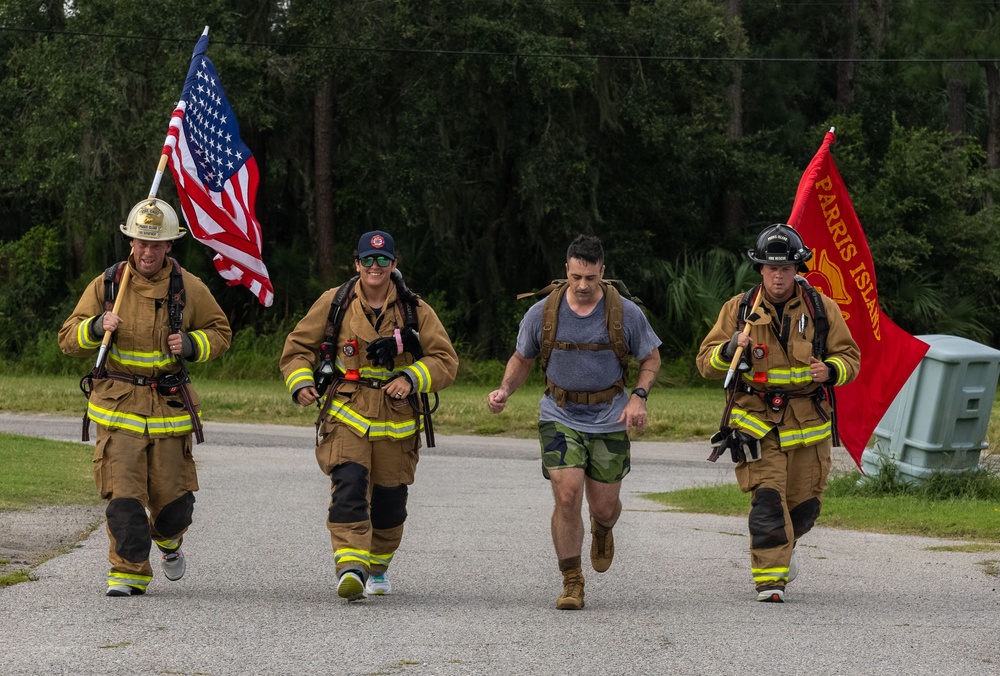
[516,292,662,433]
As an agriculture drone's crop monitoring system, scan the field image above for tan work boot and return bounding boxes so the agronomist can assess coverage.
[556,566,585,610]
[590,515,614,573]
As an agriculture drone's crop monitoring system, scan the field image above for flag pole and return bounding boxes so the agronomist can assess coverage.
[723,285,764,389]
[148,26,210,200]
[98,26,212,370]
[92,266,131,372]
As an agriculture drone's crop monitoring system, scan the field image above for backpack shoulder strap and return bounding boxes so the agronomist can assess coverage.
[737,284,762,332]
[795,276,829,358]
[324,276,360,342]
[602,282,628,370]
[538,281,569,372]
[167,258,185,333]
[391,269,422,331]
[102,261,128,312]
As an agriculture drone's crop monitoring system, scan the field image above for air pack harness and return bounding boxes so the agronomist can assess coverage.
[314,269,438,447]
[79,259,203,444]
[709,276,839,463]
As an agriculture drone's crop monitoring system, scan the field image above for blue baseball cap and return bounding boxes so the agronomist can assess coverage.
[357,230,395,260]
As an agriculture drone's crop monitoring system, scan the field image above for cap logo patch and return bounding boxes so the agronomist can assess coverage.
[370,234,385,249]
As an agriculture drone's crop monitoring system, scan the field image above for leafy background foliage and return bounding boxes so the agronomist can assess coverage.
[1,0,999,381]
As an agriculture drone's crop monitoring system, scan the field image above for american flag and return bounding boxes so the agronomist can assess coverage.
[163,31,274,307]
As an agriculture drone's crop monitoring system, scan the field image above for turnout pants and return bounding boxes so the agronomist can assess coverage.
[94,427,198,592]
[734,431,831,590]
[316,423,420,579]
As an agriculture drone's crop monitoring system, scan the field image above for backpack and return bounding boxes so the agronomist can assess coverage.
[517,279,641,407]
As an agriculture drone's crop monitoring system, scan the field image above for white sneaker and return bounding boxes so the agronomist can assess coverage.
[756,587,785,603]
[337,571,367,602]
[366,572,392,595]
[161,549,186,581]
[106,584,143,597]
[787,550,799,584]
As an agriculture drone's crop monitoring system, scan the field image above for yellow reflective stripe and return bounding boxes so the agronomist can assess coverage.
[752,567,789,584]
[778,420,832,448]
[189,330,210,362]
[147,411,201,435]
[333,357,395,382]
[334,549,370,566]
[709,343,729,371]
[403,360,431,393]
[88,403,148,434]
[286,368,314,392]
[740,367,812,387]
[78,316,102,350]
[325,400,419,440]
[370,552,394,567]
[361,365,394,380]
[109,346,178,369]
[368,417,420,440]
[154,538,180,551]
[326,400,370,435]
[729,407,771,438]
[826,357,850,385]
[88,401,201,435]
[108,571,153,587]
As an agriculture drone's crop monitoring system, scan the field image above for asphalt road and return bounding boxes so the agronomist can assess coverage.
[1,413,998,676]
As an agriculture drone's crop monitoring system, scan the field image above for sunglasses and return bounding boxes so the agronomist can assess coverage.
[359,255,393,268]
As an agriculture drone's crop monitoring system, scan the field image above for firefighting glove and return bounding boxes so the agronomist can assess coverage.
[366,328,422,370]
[722,331,742,361]
[710,429,760,464]
[178,332,196,359]
[90,313,107,340]
[731,430,760,463]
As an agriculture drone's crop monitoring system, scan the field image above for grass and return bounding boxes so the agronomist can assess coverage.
[0,570,36,587]
[0,432,101,510]
[5,373,1000,445]
[645,464,1000,542]
[0,375,727,442]
[4,373,1000,544]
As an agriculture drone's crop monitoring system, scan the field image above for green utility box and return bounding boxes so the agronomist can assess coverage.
[861,334,1000,484]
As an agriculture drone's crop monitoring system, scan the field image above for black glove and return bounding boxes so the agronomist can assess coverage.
[709,428,760,463]
[401,326,421,357]
[366,327,422,370]
[367,337,397,370]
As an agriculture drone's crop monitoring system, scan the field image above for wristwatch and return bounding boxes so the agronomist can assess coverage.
[631,387,648,400]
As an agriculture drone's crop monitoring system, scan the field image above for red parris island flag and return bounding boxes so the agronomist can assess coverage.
[162,30,274,307]
[787,130,929,467]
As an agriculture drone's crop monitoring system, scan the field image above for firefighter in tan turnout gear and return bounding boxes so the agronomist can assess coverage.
[280,230,458,602]
[59,198,232,597]
[697,224,859,603]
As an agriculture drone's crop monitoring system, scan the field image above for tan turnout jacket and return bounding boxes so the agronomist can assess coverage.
[697,283,860,448]
[280,280,458,442]
[58,257,232,437]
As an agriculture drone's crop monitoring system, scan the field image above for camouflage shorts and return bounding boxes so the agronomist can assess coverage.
[538,421,631,483]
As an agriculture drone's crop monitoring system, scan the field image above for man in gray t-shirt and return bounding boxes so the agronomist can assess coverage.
[487,235,661,610]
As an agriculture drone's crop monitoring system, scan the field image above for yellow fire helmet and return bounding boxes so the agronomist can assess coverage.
[120,198,186,241]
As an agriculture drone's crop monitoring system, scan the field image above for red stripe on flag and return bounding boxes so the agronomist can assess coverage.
[160,39,274,307]
[788,131,928,467]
